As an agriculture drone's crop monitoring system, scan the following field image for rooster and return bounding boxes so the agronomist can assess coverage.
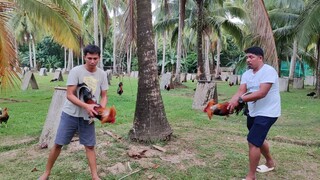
[203,99,245,120]
[0,107,9,127]
[117,82,123,95]
[78,83,116,124]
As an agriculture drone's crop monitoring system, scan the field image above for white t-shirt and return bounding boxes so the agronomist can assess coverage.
[241,64,281,117]
[63,65,109,120]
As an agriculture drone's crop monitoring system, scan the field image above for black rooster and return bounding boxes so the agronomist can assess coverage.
[117,82,123,95]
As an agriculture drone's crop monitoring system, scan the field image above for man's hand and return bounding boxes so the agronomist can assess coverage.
[85,104,99,117]
[227,98,239,114]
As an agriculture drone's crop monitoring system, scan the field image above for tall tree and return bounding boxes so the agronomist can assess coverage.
[129,0,172,142]
[196,0,206,80]
[174,0,186,83]
[296,0,320,97]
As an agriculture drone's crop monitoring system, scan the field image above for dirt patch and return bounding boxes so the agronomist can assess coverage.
[0,98,29,103]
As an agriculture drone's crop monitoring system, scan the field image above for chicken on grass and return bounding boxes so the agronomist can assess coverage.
[0,107,9,127]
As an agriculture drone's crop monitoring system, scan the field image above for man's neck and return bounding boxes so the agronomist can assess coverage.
[253,63,264,73]
[84,64,97,73]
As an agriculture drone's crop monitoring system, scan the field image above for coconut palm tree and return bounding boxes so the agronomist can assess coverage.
[175,0,186,83]
[245,0,279,72]
[81,0,111,69]
[295,0,320,97]
[129,0,172,142]
[118,0,136,74]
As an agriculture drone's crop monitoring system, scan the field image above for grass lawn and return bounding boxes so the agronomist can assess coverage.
[0,72,319,180]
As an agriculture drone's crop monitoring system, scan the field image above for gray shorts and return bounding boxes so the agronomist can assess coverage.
[55,112,96,146]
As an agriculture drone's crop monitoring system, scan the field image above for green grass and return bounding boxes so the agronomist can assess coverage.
[0,72,319,180]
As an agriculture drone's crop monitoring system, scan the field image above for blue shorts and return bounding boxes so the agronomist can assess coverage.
[247,116,277,147]
[55,112,96,146]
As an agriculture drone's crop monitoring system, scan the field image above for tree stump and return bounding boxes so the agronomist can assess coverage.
[293,78,304,89]
[21,71,39,90]
[192,81,218,110]
[304,76,316,86]
[105,70,112,85]
[160,72,172,90]
[53,71,64,81]
[39,87,67,149]
[279,77,289,92]
[39,68,48,76]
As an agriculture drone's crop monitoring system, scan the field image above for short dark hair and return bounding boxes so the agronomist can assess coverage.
[244,46,264,57]
[83,44,101,56]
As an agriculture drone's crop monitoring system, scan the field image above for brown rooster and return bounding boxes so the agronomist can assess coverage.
[203,99,245,120]
[78,83,116,124]
[0,107,9,127]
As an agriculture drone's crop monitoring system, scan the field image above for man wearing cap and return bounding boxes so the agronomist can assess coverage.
[228,46,281,180]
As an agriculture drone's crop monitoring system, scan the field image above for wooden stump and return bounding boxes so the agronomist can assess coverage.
[53,71,64,81]
[160,72,172,90]
[304,76,316,86]
[228,75,239,85]
[279,77,289,92]
[105,70,112,85]
[21,71,39,90]
[39,68,48,76]
[293,78,304,89]
[192,82,218,110]
[39,87,67,149]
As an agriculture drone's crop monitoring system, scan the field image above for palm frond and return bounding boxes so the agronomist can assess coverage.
[16,0,81,53]
[296,0,320,48]
[246,0,279,71]
[0,1,21,91]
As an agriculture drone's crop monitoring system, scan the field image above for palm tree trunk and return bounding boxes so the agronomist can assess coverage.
[155,33,158,64]
[161,31,167,75]
[67,49,73,71]
[204,35,210,76]
[112,6,118,73]
[316,37,320,98]
[29,41,33,69]
[129,0,172,142]
[93,0,99,46]
[127,43,132,74]
[100,29,104,69]
[196,0,206,80]
[64,47,67,69]
[215,37,221,78]
[175,0,186,83]
[289,39,298,80]
[32,38,37,70]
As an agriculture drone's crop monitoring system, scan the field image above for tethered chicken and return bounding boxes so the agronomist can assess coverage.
[0,107,9,127]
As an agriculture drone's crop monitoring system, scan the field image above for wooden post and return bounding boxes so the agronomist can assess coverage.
[39,87,67,149]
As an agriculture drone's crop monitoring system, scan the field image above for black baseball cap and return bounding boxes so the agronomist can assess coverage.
[244,46,264,57]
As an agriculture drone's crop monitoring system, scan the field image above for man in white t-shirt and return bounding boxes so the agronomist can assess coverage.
[40,45,108,180]
[228,46,281,180]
